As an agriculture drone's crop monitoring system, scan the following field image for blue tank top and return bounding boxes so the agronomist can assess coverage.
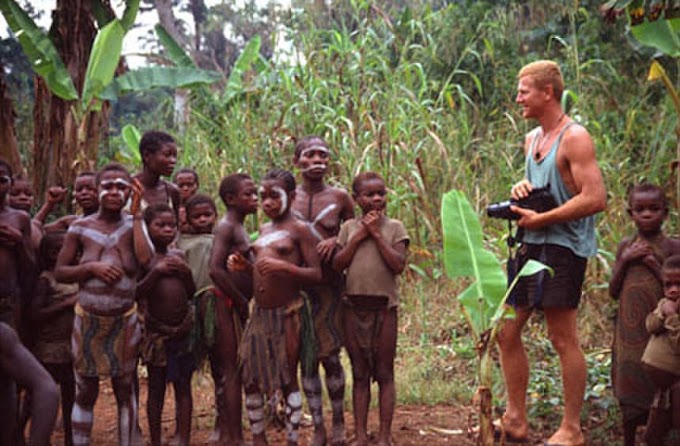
[522,123,597,258]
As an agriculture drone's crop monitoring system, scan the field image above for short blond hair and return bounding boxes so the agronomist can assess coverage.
[518,60,564,101]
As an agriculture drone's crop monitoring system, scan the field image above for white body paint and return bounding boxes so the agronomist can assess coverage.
[254,230,290,248]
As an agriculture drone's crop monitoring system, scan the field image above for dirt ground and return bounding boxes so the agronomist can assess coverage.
[48,373,487,446]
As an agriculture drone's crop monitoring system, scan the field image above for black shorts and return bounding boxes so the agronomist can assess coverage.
[509,243,587,309]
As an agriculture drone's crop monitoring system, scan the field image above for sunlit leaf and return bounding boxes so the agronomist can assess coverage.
[223,35,262,105]
[155,24,194,68]
[81,19,125,110]
[0,0,77,100]
[99,66,221,100]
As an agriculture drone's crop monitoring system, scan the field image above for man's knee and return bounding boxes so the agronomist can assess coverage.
[374,364,394,386]
[547,330,580,355]
[351,363,371,385]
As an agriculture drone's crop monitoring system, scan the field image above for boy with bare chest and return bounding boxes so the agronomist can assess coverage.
[291,136,354,446]
[230,169,322,446]
[55,163,142,446]
[209,173,258,446]
[0,160,34,331]
[136,203,196,446]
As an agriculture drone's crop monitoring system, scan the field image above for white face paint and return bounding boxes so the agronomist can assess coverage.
[99,179,130,202]
[254,229,290,248]
[299,145,330,158]
[273,186,288,216]
[300,163,328,173]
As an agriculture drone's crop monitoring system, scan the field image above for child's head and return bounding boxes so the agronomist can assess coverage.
[74,171,98,213]
[9,174,34,212]
[184,193,217,234]
[260,169,296,220]
[662,255,680,302]
[40,231,65,270]
[352,171,386,215]
[139,131,177,177]
[0,159,12,202]
[174,168,199,202]
[626,183,668,235]
[96,163,132,212]
[293,135,330,180]
[219,173,258,215]
[144,203,177,249]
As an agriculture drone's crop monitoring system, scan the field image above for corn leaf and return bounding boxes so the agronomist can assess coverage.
[81,19,125,110]
[0,0,77,100]
[155,24,194,68]
[98,66,221,101]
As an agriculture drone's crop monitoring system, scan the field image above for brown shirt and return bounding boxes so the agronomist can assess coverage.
[336,217,409,308]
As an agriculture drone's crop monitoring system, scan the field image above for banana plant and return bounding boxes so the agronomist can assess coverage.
[0,0,220,168]
[441,190,550,446]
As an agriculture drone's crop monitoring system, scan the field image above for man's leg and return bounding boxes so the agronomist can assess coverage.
[322,353,346,446]
[496,307,532,439]
[284,312,303,446]
[72,375,99,446]
[302,364,326,446]
[221,306,245,445]
[146,365,167,446]
[543,307,586,445]
[342,308,370,446]
[173,376,193,446]
[112,374,139,446]
[244,387,267,446]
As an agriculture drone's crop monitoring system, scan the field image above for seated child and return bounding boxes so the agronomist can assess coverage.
[173,168,200,234]
[136,203,197,446]
[209,173,258,445]
[30,231,78,446]
[641,254,680,446]
[229,168,322,446]
[333,172,409,446]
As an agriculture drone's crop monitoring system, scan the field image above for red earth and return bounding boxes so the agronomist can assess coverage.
[47,373,497,446]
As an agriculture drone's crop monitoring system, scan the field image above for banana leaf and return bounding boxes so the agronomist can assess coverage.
[120,0,140,31]
[223,35,262,105]
[0,0,77,100]
[155,24,194,68]
[98,66,221,101]
[631,16,680,57]
[441,190,506,336]
[81,19,125,111]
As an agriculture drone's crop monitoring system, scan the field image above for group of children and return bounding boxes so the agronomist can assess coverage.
[0,130,409,446]
[610,183,680,446]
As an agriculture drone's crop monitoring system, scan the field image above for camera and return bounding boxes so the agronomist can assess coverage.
[486,185,557,220]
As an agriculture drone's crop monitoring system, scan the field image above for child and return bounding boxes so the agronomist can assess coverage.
[333,172,409,446]
[31,231,78,446]
[609,183,680,446]
[43,171,99,233]
[136,203,196,446]
[292,136,354,446]
[208,174,258,445]
[229,168,322,446]
[641,254,680,445]
[55,162,143,446]
[134,130,181,213]
[173,167,200,234]
[0,160,35,331]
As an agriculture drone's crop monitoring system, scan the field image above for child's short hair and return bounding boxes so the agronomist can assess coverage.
[627,182,668,210]
[294,135,329,159]
[139,131,175,158]
[96,163,131,185]
[143,203,175,226]
[174,167,199,186]
[663,254,680,271]
[218,173,252,206]
[352,171,384,195]
[0,159,13,177]
[76,171,96,180]
[185,193,216,215]
[263,169,295,193]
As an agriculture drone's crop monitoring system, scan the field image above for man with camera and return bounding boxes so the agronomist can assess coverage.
[495,60,606,446]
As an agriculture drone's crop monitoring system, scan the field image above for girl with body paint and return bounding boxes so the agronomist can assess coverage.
[229,168,322,446]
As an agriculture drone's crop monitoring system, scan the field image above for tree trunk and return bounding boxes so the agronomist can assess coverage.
[32,0,108,203]
[0,62,23,175]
